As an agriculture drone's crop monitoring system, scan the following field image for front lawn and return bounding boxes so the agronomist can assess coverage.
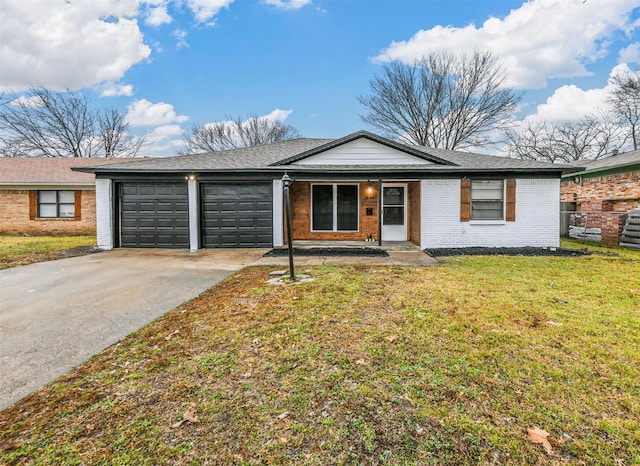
[1,243,638,464]
[0,235,97,269]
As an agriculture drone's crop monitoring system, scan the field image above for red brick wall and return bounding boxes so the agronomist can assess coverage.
[0,189,97,235]
[561,169,639,244]
[289,181,380,241]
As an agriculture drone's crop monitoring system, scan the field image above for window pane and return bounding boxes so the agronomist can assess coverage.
[383,206,404,225]
[59,204,75,218]
[472,180,503,200]
[337,185,358,231]
[39,204,58,217]
[383,187,403,205]
[39,191,56,203]
[312,185,333,230]
[472,201,503,220]
[58,191,75,203]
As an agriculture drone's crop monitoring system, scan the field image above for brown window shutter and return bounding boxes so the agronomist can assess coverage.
[74,190,82,220]
[29,191,37,220]
[460,178,471,222]
[506,179,516,222]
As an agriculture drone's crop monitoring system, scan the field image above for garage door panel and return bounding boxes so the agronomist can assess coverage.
[119,183,189,248]
[201,183,273,248]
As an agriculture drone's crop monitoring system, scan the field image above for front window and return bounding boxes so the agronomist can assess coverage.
[471,180,504,220]
[312,184,359,231]
[38,190,75,218]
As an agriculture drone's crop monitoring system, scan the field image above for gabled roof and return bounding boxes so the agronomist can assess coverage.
[0,157,143,185]
[77,131,568,175]
[563,149,640,177]
[271,131,456,166]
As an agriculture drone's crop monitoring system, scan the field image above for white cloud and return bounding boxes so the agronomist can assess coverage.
[262,108,293,122]
[186,0,234,24]
[145,3,172,26]
[524,63,639,123]
[619,42,640,64]
[263,0,311,10]
[96,81,134,97]
[374,0,639,89]
[0,0,151,92]
[172,28,189,49]
[148,124,184,141]
[10,96,43,107]
[126,99,189,126]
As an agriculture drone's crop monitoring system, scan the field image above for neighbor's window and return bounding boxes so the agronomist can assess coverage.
[471,180,504,220]
[38,190,75,218]
[312,184,359,231]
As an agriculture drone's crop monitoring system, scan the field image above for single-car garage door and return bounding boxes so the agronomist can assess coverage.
[119,183,189,248]
[201,183,273,248]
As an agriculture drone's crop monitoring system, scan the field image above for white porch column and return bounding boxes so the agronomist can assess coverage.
[95,178,113,250]
[188,178,199,252]
[272,179,284,247]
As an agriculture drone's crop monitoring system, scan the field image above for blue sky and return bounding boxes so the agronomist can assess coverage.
[1,0,639,156]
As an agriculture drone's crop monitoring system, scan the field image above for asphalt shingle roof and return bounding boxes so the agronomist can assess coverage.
[571,149,640,171]
[0,157,143,184]
[80,132,567,174]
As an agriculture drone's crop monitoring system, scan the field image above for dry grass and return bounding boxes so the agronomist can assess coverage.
[0,235,97,269]
[1,241,638,465]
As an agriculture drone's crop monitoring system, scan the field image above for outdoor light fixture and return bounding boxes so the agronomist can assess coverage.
[185,174,196,181]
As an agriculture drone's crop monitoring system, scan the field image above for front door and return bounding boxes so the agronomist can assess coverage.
[382,184,407,241]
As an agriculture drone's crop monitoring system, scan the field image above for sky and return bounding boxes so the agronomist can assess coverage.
[1,0,639,157]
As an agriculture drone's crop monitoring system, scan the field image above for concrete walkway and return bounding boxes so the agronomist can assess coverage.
[0,246,436,410]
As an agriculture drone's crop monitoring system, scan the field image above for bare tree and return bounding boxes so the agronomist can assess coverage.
[505,113,625,163]
[181,115,300,154]
[97,108,145,158]
[606,70,640,150]
[358,50,521,150]
[0,87,143,158]
[0,88,95,157]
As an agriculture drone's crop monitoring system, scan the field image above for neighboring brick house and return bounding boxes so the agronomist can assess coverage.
[561,149,640,244]
[0,158,139,235]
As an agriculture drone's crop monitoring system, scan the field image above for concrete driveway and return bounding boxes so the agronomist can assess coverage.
[0,248,268,410]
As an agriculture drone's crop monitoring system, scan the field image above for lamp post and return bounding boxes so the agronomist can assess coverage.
[282,172,295,281]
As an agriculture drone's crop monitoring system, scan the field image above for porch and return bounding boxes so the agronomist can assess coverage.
[286,180,421,246]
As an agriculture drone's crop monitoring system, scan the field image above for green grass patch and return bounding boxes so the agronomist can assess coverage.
[0,235,96,269]
[1,245,638,464]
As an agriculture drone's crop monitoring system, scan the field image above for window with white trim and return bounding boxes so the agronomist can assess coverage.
[38,190,75,218]
[311,184,359,231]
[471,180,504,220]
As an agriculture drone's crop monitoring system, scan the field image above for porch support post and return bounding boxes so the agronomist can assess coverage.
[282,173,296,281]
[378,179,383,247]
[187,176,199,252]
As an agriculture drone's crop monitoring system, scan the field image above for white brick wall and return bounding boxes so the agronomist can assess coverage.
[420,178,560,248]
[95,178,113,250]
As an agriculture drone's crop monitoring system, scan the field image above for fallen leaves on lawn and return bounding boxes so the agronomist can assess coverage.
[386,335,398,343]
[545,320,562,326]
[527,427,553,455]
[172,409,199,428]
[165,330,180,341]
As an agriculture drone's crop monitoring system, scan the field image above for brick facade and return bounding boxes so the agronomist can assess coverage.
[561,169,640,244]
[288,181,420,243]
[0,189,97,235]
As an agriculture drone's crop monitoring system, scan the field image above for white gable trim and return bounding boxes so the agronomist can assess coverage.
[292,138,434,166]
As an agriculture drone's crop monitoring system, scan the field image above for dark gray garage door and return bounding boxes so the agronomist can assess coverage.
[201,183,273,248]
[119,183,189,248]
